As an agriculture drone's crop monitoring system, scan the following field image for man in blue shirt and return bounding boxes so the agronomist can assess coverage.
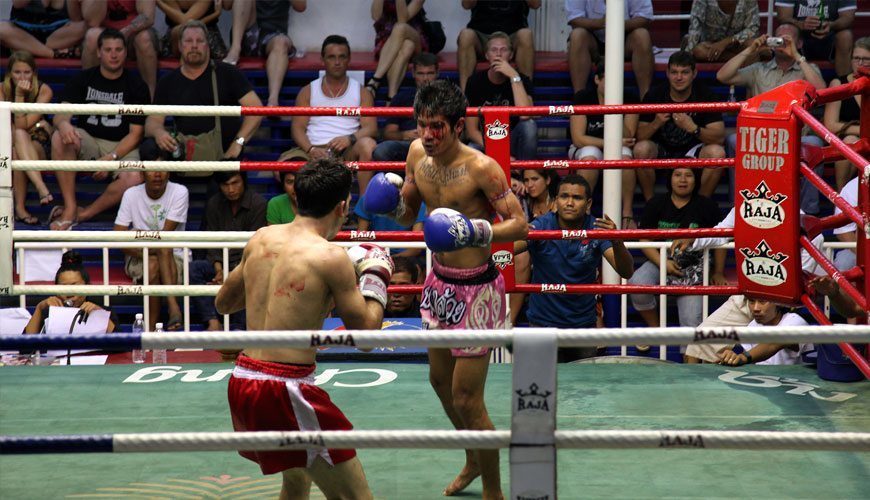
[514,175,634,362]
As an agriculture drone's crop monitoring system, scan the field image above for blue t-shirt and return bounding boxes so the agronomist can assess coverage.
[385,88,417,131]
[526,212,612,328]
[354,194,427,254]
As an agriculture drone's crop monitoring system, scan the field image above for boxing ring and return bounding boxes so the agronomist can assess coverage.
[2,75,870,497]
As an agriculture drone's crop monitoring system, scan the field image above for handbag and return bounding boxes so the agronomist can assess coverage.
[423,20,446,54]
[177,62,224,166]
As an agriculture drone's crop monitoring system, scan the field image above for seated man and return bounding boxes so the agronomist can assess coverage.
[81,0,159,97]
[716,25,827,215]
[222,0,307,107]
[281,34,377,194]
[114,170,189,331]
[635,50,726,200]
[372,52,440,163]
[464,32,537,161]
[776,0,856,75]
[50,28,150,231]
[266,170,297,225]
[386,256,423,318]
[457,0,539,90]
[565,0,654,97]
[513,175,634,362]
[190,172,267,330]
[717,298,813,366]
[142,20,262,163]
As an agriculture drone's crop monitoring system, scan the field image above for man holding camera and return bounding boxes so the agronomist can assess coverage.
[716,22,827,214]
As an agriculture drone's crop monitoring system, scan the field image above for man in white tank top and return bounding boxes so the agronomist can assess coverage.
[284,35,378,193]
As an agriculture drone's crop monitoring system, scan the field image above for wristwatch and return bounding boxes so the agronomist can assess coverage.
[347,134,358,146]
[796,55,807,64]
[511,75,522,84]
[234,136,246,147]
[110,151,119,160]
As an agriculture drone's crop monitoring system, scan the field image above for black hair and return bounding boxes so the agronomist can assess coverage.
[414,79,467,128]
[558,174,592,198]
[294,157,352,217]
[667,167,697,193]
[98,28,126,49]
[413,52,439,68]
[594,64,605,78]
[55,251,90,284]
[391,256,419,283]
[278,169,297,184]
[321,34,350,57]
[668,50,696,71]
[213,170,246,187]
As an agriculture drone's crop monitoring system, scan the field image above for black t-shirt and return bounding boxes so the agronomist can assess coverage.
[386,87,417,131]
[465,70,534,130]
[60,67,150,142]
[640,83,723,150]
[572,88,639,138]
[153,62,253,149]
[639,193,722,230]
[467,0,529,35]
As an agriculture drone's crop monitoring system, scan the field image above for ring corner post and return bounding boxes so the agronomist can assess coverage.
[733,81,808,306]
[510,329,557,499]
[0,101,13,295]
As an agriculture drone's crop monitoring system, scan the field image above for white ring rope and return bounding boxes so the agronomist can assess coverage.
[11,160,241,171]
[5,327,864,349]
[14,430,870,453]
[7,103,241,116]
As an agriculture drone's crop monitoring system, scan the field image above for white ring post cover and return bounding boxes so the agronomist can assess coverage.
[510,329,557,499]
[0,101,13,293]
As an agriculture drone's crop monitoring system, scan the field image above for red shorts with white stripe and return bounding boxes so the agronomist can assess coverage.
[227,355,356,474]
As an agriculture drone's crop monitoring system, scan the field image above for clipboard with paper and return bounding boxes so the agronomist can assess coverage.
[43,306,111,363]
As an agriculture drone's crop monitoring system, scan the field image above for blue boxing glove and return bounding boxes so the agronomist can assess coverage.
[424,208,493,252]
[363,172,405,216]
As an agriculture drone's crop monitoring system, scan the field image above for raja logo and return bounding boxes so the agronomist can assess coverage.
[548,104,574,115]
[739,240,788,286]
[543,159,569,169]
[485,119,509,140]
[492,250,513,269]
[516,382,553,412]
[349,230,376,240]
[739,181,787,229]
[561,229,587,239]
[540,284,566,293]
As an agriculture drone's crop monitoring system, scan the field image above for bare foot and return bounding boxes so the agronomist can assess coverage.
[443,463,480,496]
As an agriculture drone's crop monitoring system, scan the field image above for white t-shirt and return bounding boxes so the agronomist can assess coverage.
[691,207,824,274]
[833,176,858,235]
[115,181,189,257]
[307,76,362,146]
[564,0,654,40]
[741,312,813,365]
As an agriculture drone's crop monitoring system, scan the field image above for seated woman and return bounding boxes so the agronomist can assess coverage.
[824,36,869,191]
[157,0,227,60]
[0,0,87,59]
[683,0,762,63]
[1,51,54,225]
[568,64,638,227]
[717,298,812,366]
[25,251,117,334]
[365,0,430,104]
[628,168,723,333]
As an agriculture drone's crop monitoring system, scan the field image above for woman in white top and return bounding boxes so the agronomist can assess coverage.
[718,298,812,366]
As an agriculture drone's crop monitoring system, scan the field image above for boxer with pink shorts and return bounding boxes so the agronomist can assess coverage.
[420,258,506,357]
[228,355,356,474]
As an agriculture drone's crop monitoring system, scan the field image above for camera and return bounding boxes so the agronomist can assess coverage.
[766,37,784,47]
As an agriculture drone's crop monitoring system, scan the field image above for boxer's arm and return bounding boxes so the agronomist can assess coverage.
[216,243,251,315]
[328,247,385,332]
[472,157,528,243]
[395,141,425,227]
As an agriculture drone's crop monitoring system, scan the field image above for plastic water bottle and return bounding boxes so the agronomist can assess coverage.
[131,313,146,363]
[728,85,736,103]
[152,322,167,365]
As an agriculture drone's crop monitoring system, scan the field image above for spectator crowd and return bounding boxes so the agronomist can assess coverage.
[2,0,866,361]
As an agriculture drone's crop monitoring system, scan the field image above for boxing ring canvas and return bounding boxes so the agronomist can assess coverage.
[1,362,867,499]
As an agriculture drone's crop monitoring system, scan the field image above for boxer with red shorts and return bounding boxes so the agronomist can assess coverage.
[216,158,392,499]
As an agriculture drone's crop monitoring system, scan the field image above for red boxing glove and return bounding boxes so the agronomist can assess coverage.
[347,244,394,308]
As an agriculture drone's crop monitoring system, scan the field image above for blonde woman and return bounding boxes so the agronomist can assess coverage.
[1,51,54,225]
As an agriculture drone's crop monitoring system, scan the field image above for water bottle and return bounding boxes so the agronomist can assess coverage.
[728,85,736,103]
[152,322,167,365]
[170,129,185,160]
[131,313,146,364]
